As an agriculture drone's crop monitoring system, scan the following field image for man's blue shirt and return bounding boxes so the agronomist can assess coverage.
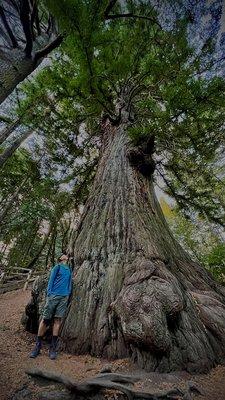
[47,263,72,296]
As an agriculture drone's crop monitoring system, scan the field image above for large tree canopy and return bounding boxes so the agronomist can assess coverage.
[2,0,225,374]
[19,0,225,226]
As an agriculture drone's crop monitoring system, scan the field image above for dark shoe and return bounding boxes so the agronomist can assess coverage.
[30,343,41,358]
[49,349,57,360]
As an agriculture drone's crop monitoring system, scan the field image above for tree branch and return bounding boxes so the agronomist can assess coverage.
[105,13,162,29]
[0,5,18,48]
[156,166,225,227]
[30,0,38,39]
[104,0,118,18]
[0,117,21,146]
[0,114,12,124]
[20,0,33,57]
[34,34,63,63]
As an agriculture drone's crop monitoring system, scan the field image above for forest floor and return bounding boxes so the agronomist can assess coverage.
[0,289,225,400]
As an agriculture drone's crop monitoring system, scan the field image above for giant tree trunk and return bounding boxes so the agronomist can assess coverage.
[62,113,225,373]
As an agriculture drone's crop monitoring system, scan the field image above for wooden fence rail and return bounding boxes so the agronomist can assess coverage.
[0,267,42,294]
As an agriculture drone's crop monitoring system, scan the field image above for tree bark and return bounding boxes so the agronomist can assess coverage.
[26,227,53,270]
[0,39,42,105]
[0,175,29,222]
[62,110,225,373]
[0,128,33,167]
[20,221,42,264]
[50,228,57,265]
[0,33,62,105]
[0,0,63,105]
[0,118,21,146]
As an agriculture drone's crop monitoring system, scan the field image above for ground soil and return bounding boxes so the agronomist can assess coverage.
[0,289,225,400]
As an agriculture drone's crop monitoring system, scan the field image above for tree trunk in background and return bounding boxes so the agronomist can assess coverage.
[62,112,225,373]
[0,0,63,106]
[21,222,41,264]
[0,128,33,167]
[0,118,21,146]
[0,33,60,105]
[26,227,52,270]
[0,175,28,223]
[0,40,40,104]
[50,229,57,266]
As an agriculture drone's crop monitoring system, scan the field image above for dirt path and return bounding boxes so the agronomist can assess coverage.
[0,289,225,400]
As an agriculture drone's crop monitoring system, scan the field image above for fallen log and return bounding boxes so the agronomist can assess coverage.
[26,368,203,400]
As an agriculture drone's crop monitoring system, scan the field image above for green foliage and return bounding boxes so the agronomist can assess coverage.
[2,0,225,271]
[200,243,225,283]
[17,0,225,227]
[0,148,76,271]
[165,203,225,284]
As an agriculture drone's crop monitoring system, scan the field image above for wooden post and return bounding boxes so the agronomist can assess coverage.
[0,272,5,283]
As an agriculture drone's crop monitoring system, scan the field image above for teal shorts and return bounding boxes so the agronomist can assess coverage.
[42,295,69,319]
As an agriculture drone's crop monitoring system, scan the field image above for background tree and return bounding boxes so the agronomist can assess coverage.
[0,133,93,272]
[160,198,225,283]
[0,0,63,105]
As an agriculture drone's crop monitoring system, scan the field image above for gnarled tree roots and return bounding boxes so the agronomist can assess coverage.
[26,368,202,400]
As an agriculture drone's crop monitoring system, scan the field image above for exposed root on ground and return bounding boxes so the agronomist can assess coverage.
[26,368,203,400]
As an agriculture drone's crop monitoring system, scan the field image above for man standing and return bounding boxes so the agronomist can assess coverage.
[30,254,72,360]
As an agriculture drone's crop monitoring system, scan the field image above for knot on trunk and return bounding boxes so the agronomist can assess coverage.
[112,262,184,353]
[127,136,156,177]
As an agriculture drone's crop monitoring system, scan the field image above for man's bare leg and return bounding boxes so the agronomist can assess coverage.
[49,317,62,359]
[37,319,48,336]
[53,317,61,336]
